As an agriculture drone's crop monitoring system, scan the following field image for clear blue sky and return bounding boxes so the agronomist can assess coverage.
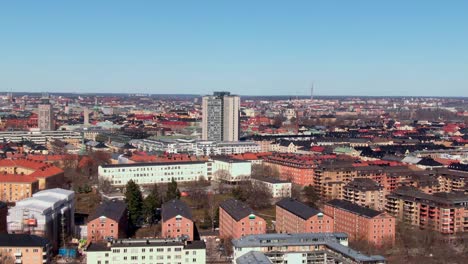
[1,0,467,96]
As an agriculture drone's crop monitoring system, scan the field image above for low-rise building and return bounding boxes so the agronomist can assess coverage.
[275,198,333,234]
[324,199,395,246]
[87,200,128,242]
[251,176,291,198]
[7,188,75,250]
[386,186,468,234]
[161,199,195,241]
[219,199,266,239]
[212,157,251,183]
[0,233,52,264]
[232,233,386,264]
[86,238,206,264]
[99,161,208,187]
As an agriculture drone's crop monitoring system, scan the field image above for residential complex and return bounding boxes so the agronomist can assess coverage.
[219,198,266,239]
[38,96,54,131]
[324,199,395,246]
[0,234,52,264]
[386,186,468,234]
[275,198,333,234]
[343,178,386,211]
[87,200,128,242]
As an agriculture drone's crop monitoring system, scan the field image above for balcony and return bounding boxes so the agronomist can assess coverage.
[15,260,22,264]
[14,252,22,257]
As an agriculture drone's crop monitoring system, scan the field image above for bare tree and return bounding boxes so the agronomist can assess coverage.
[0,252,14,264]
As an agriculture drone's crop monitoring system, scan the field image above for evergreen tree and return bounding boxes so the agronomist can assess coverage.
[165,178,181,201]
[303,184,320,208]
[143,184,162,224]
[125,180,143,225]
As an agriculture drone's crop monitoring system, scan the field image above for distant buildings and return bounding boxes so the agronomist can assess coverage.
[386,186,468,234]
[232,233,386,264]
[275,198,333,234]
[161,199,195,241]
[324,199,395,246]
[86,238,206,264]
[87,200,128,242]
[0,234,52,264]
[38,96,54,131]
[219,198,266,239]
[7,188,75,250]
[202,92,240,142]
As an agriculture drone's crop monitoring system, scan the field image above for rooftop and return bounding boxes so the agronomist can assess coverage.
[220,199,257,221]
[88,200,127,222]
[326,199,383,218]
[0,234,49,248]
[162,199,193,221]
[276,198,322,220]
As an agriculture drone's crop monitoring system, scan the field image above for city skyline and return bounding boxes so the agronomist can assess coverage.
[1,1,468,97]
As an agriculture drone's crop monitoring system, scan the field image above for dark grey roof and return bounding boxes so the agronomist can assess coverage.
[162,199,193,222]
[0,234,50,247]
[88,200,127,222]
[236,251,272,264]
[276,198,322,220]
[251,176,289,184]
[344,178,382,191]
[184,240,206,250]
[87,243,110,252]
[220,199,256,221]
[326,199,382,218]
[0,201,7,209]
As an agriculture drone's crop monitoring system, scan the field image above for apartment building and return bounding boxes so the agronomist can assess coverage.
[202,91,240,142]
[436,169,468,193]
[0,234,52,264]
[219,199,266,239]
[7,188,75,250]
[162,199,195,241]
[99,161,208,187]
[87,200,128,242]
[262,154,316,186]
[0,174,39,202]
[86,238,206,264]
[232,233,386,264]
[275,198,333,234]
[314,161,357,198]
[386,186,468,234]
[324,199,395,246]
[343,178,386,211]
[251,176,291,198]
[0,158,64,190]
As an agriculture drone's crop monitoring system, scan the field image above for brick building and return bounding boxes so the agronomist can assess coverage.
[386,186,468,234]
[87,200,128,242]
[0,174,40,202]
[343,178,386,211]
[276,198,333,234]
[324,199,395,246]
[0,234,52,264]
[219,198,266,239]
[262,154,317,186]
[162,199,195,241]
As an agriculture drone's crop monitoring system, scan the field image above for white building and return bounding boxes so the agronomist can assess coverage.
[7,188,75,250]
[86,238,206,264]
[232,233,386,264]
[129,139,260,156]
[99,161,209,187]
[251,176,291,198]
[212,157,251,183]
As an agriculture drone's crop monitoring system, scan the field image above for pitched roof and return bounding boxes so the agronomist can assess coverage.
[326,199,383,218]
[220,199,257,221]
[88,200,127,222]
[162,199,192,221]
[0,234,50,247]
[276,198,322,220]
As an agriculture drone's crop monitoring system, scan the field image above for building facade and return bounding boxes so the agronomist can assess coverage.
[38,97,54,131]
[219,199,266,239]
[276,198,333,234]
[343,178,386,211]
[86,238,206,264]
[385,186,468,234]
[212,157,251,183]
[324,199,395,246]
[202,92,240,142]
[251,176,291,198]
[161,199,195,241]
[87,200,128,242]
